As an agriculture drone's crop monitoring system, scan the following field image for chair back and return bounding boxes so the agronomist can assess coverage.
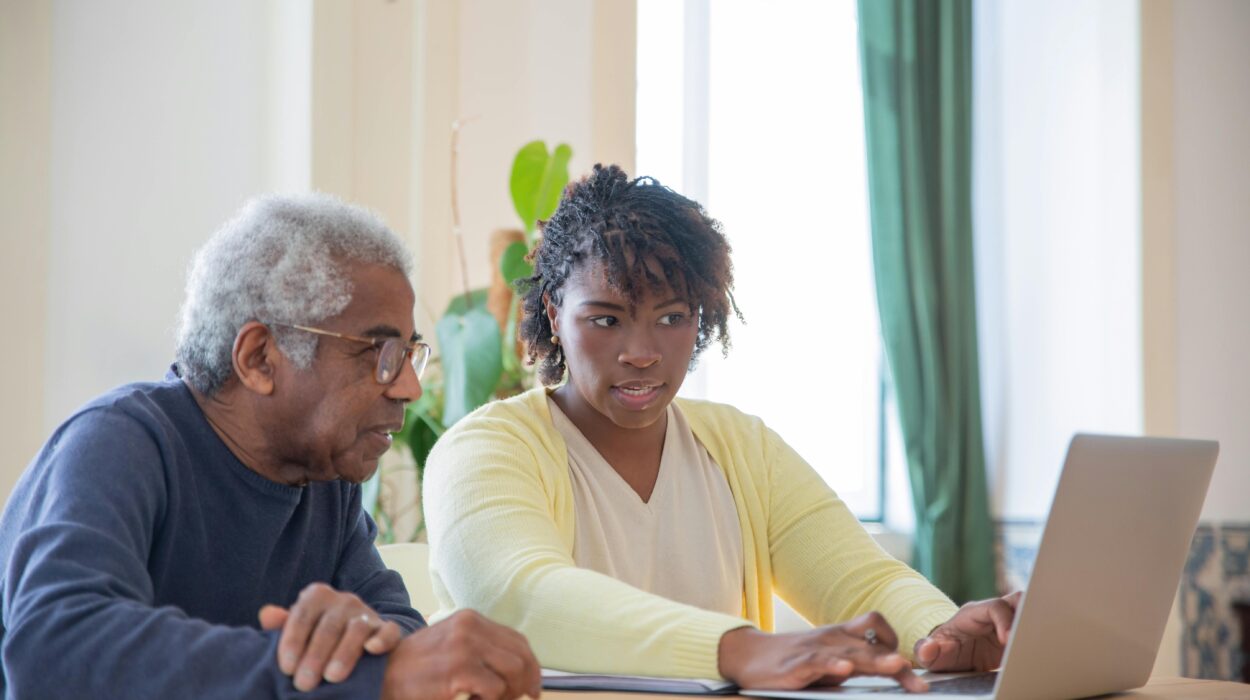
[377,542,438,618]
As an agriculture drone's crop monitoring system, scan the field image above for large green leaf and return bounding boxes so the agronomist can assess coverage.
[436,305,503,426]
[444,287,489,316]
[510,141,548,232]
[402,394,445,470]
[535,143,573,223]
[500,241,534,285]
[509,141,573,234]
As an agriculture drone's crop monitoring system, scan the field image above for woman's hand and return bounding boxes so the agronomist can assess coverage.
[717,612,929,693]
[258,582,404,691]
[913,591,1023,672]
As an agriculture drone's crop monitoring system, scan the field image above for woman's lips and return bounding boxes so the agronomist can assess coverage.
[611,383,664,410]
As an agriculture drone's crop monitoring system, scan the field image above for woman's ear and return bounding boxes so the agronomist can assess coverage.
[544,292,560,336]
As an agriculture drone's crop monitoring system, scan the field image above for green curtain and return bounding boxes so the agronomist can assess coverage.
[856,0,996,603]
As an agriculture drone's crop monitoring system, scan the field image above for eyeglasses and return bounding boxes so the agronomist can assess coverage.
[272,323,431,385]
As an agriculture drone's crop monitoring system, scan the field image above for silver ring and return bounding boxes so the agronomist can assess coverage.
[864,628,879,645]
[357,614,375,626]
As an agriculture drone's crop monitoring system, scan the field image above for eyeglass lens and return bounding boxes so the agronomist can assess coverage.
[375,339,430,385]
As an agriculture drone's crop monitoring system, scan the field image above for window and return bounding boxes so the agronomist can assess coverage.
[638,0,906,524]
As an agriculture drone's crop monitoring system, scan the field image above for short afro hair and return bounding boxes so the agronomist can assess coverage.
[518,163,741,385]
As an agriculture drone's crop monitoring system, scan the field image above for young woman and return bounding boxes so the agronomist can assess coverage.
[423,165,1019,692]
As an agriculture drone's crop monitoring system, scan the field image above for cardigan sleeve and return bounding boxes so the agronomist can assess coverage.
[422,407,751,680]
[761,423,958,659]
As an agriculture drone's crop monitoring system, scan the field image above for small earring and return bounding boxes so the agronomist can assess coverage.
[551,334,560,345]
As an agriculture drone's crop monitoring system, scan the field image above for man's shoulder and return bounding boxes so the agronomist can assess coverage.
[36,376,201,482]
[73,375,192,424]
[0,377,197,560]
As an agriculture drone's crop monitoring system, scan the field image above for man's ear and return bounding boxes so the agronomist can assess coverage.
[232,321,280,396]
[544,292,559,336]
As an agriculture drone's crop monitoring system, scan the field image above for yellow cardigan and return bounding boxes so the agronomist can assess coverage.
[423,387,957,679]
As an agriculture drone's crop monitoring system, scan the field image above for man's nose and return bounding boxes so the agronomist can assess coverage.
[384,358,423,403]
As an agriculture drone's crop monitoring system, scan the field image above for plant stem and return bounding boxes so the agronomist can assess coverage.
[501,293,520,375]
[451,119,474,309]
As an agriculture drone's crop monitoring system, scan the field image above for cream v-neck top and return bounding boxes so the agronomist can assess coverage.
[547,397,744,617]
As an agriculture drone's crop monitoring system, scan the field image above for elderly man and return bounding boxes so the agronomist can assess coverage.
[0,194,540,699]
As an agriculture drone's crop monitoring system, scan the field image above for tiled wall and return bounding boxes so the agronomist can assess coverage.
[995,520,1044,594]
[1181,523,1250,681]
[995,520,1250,682]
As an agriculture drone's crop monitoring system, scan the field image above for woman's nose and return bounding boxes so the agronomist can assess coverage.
[618,331,661,368]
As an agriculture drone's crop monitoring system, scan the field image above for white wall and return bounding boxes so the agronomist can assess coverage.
[0,0,53,499]
[975,0,1143,520]
[0,0,637,504]
[0,0,312,498]
[1171,0,1250,524]
[42,1,307,430]
[412,0,636,323]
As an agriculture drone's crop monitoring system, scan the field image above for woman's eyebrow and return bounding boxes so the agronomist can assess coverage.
[653,298,688,310]
[578,300,628,311]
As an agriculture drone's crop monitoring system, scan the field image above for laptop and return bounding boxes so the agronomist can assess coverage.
[744,433,1219,700]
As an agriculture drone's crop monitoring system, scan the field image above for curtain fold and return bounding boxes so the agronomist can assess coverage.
[856,0,996,603]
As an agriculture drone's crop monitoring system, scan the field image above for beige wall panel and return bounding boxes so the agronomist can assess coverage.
[0,0,52,499]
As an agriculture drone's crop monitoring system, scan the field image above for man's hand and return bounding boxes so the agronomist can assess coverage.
[381,609,541,700]
[259,582,403,691]
[718,612,929,693]
[913,591,1024,672]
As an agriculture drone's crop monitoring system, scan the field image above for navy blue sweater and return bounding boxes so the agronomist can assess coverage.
[0,371,425,698]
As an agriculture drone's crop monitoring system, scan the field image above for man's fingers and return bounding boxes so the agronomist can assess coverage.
[481,645,535,700]
[323,614,380,683]
[480,624,542,698]
[364,620,403,655]
[448,662,509,700]
[277,589,330,675]
[293,609,350,691]
[259,604,288,631]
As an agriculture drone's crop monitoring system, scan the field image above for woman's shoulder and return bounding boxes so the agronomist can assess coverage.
[673,396,778,458]
[431,387,562,466]
[445,387,551,435]
[674,395,767,432]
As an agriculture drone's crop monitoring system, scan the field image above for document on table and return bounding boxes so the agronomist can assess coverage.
[541,668,738,695]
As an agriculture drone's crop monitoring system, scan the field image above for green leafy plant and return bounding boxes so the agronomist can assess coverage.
[363,138,572,543]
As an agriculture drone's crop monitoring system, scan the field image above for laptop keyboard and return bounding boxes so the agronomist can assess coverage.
[870,672,998,695]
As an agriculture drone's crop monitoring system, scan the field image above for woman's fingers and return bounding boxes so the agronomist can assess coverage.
[837,612,901,650]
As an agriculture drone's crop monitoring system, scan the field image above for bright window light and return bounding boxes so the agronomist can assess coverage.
[637,0,887,520]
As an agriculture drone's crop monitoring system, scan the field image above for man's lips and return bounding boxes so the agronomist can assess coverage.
[362,421,403,453]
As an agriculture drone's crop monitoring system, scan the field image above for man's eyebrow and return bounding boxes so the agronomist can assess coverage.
[361,325,403,338]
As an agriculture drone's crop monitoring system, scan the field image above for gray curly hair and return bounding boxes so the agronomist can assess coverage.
[175,193,413,395]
